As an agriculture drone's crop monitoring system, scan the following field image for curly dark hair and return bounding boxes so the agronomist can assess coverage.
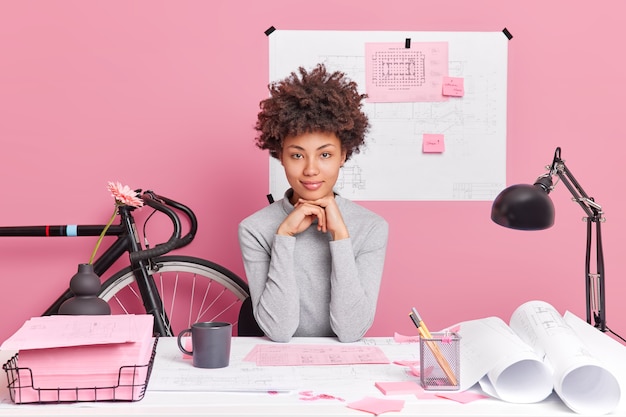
[254,63,369,161]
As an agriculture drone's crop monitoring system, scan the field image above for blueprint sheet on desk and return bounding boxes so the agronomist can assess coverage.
[148,337,417,396]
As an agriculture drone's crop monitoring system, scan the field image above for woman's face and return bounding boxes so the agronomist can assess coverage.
[279,132,346,203]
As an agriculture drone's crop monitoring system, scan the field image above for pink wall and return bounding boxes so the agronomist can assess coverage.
[1,1,625,344]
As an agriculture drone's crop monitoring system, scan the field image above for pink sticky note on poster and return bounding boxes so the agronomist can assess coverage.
[442,76,464,97]
[423,134,445,153]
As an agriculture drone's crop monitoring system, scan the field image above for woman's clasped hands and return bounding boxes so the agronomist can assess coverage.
[277,196,349,241]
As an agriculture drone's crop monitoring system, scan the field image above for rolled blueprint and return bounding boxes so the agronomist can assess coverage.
[455,300,620,414]
[510,300,620,415]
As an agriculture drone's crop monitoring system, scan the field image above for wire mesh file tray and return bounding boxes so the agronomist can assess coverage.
[2,336,159,404]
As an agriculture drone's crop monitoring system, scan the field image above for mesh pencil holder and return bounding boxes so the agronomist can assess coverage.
[419,332,460,391]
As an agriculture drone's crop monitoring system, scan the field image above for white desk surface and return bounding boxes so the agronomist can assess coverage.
[1,335,624,417]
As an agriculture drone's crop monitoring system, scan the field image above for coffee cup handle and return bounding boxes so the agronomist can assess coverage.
[177,328,193,355]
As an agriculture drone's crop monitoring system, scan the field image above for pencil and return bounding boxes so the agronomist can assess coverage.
[409,310,458,386]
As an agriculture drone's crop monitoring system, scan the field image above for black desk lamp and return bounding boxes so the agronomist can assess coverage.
[491,147,623,340]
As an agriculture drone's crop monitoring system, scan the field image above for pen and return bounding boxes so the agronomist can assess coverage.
[411,308,433,338]
[408,312,420,330]
[409,308,458,386]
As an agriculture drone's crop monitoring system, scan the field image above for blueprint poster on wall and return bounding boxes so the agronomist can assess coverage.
[268,30,508,201]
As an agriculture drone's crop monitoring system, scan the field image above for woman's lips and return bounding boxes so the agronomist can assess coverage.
[301,181,323,191]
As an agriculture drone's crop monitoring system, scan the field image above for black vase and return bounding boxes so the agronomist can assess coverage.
[58,263,111,315]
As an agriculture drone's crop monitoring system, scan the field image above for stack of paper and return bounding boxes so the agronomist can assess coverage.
[0,314,155,403]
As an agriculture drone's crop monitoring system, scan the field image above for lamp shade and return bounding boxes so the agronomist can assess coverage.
[491,184,555,230]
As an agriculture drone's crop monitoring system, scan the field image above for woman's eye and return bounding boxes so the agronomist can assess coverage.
[291,153,303,159]
[321,152,331,159]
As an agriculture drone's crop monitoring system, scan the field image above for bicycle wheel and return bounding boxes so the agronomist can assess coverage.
[98,256,249,337]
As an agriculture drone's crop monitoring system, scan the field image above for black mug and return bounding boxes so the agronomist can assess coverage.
[177,322,232,368]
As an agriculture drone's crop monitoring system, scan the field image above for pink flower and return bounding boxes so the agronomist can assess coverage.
[89,182,143,264]
[107,181,144,208]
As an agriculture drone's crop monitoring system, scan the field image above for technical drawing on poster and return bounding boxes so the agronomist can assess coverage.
[365,41,449,103]
[268,30,508,201]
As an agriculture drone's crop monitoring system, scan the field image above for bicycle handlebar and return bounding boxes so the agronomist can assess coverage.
[128,190,198,263]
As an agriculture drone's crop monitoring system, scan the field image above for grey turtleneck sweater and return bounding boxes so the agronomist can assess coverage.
[238,191,389,342]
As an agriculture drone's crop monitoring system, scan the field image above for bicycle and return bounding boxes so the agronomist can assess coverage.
[0,189,250,337]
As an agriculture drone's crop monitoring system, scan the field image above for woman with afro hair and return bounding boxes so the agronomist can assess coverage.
[238,64,388,342]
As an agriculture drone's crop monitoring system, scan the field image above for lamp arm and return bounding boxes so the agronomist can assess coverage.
[551,148,603,220]
[548,147,606,331]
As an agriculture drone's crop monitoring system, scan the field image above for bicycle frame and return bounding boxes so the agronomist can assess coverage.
[0,190,198,337]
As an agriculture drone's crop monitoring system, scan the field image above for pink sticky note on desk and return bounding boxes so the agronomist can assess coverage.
[375,381,422,395]
[423,134,445,153]
[393,332,420,343]
[347,396,405,415]
[182,336,192,359]
[442,76,464,97]
[436,391,490,404]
